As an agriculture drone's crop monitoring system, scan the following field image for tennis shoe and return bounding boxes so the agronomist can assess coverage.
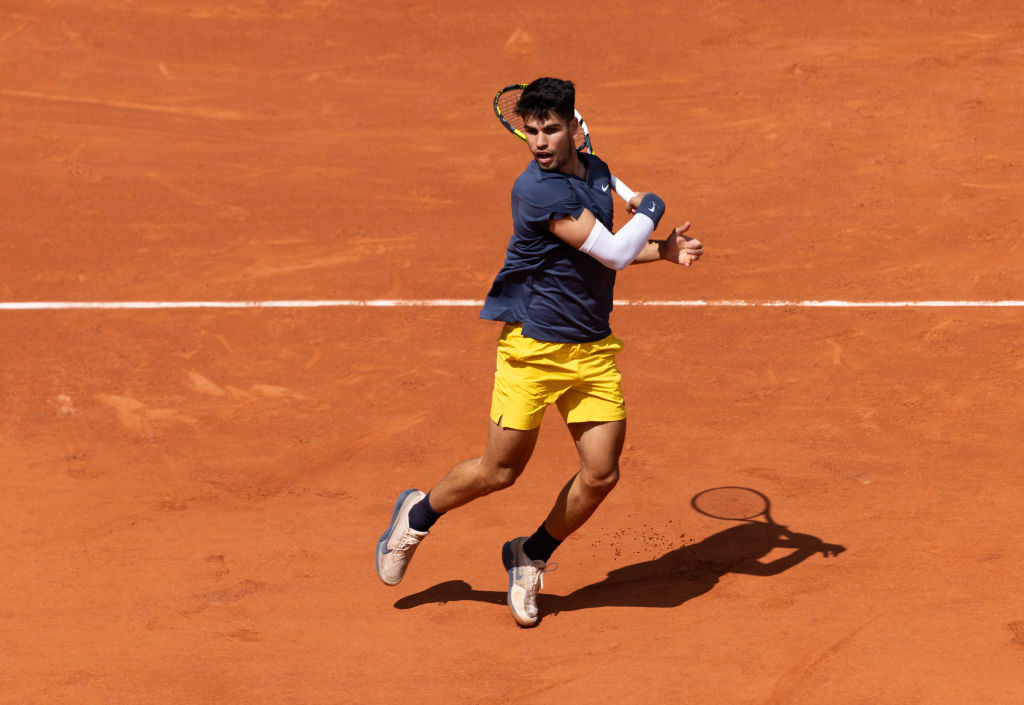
[376,489,428,586]
[501,536,556,627]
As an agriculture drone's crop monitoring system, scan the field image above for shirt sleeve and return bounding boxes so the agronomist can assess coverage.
[513,177,585,233]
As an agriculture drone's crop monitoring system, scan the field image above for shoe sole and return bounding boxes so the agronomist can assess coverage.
[376,489,421,585]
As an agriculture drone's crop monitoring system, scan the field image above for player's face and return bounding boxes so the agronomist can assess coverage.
[522,113,579,174]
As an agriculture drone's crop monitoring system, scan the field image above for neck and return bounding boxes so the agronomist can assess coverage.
[556,153,586,179]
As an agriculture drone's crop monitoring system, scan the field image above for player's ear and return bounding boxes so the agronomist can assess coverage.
[568,116,579,138]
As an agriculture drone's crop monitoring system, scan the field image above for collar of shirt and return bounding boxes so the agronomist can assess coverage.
[528,152,592,183]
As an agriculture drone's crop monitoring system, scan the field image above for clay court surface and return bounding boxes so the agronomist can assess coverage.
[3,1,1024,703]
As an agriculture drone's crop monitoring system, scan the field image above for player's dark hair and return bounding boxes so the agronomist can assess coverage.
[515,77,575,124]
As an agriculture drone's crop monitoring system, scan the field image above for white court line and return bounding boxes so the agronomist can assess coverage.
[632,300,1024,307]
[1,300,1024,310]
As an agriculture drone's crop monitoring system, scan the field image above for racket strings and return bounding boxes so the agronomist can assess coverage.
[495,88,526,131]
[571,120,588,151]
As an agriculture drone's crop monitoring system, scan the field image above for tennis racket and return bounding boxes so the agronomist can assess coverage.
[493,83,637,202]
[690,486,778,525]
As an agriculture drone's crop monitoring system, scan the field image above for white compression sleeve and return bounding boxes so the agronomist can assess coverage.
[579,193,666,270]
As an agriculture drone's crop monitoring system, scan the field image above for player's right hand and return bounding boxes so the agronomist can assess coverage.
[625,192,648,215]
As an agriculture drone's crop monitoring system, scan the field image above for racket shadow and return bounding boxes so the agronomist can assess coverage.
[394,516,845,618]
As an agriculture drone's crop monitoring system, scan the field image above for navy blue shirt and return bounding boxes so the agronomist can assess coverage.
[480,153,617,343]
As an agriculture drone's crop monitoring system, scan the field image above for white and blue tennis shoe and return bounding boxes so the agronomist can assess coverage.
[376,489,428,586]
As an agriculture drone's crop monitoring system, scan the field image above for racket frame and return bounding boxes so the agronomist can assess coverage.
[690,486,776,524]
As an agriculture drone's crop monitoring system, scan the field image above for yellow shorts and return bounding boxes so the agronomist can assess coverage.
[490,323,627,430]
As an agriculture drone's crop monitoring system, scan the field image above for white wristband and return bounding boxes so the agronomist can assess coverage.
[611,175,637,202]
[579,213,656,271]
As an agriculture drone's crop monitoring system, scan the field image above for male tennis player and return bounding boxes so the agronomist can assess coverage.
[376,77,703,627]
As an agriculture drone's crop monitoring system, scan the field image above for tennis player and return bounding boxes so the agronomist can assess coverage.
[376,77,703,627]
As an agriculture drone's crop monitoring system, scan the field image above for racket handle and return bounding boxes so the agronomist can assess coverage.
[610,175,637,202]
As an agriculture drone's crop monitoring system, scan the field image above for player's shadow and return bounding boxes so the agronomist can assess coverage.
[394,517,845,618]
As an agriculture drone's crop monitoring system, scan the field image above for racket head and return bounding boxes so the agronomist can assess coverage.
[690,486,775,523]
[493,83,593,154]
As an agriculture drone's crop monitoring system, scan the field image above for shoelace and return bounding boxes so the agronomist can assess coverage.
[518,561,558,591]
[537,562,557,590]
[391,531,422,555]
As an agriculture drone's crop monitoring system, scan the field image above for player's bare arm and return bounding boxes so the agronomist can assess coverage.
[548,208,599,248]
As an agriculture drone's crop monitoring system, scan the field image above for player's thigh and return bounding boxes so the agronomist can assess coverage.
[568,419,626,484]
[481,418,541,480]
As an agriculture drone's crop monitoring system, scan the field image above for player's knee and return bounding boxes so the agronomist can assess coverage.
[482,462,524,493]
[581,464,619,495]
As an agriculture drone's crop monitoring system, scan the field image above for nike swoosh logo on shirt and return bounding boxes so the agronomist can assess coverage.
[601,184,609,192]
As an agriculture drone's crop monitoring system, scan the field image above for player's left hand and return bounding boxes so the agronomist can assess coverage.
[662,223,703,266]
